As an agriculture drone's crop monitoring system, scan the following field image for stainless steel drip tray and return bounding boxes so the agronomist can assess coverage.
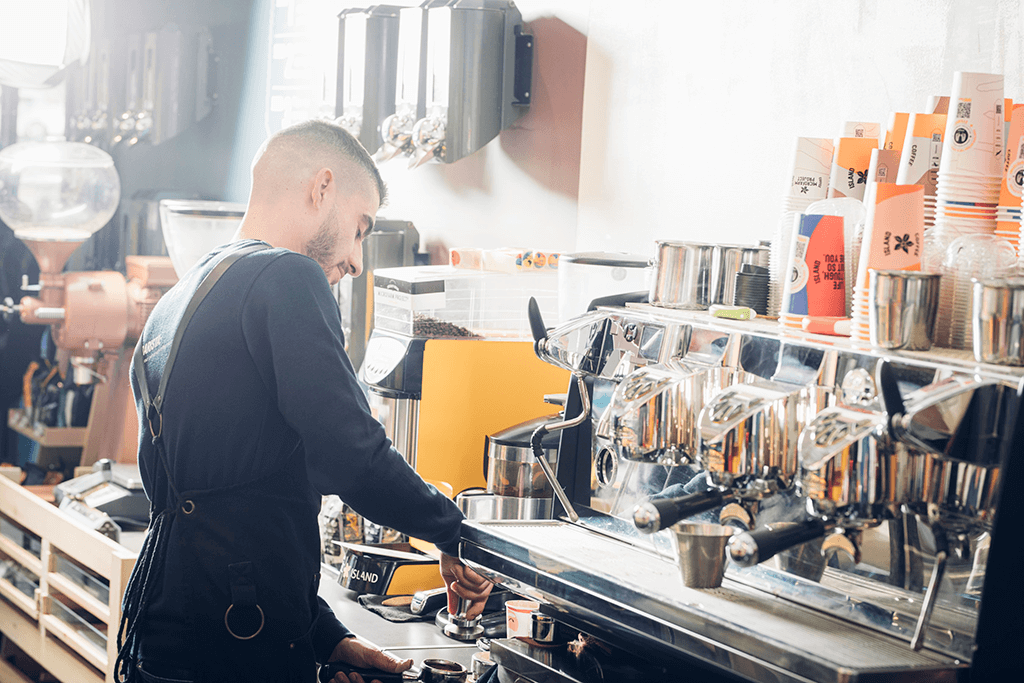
[460,520,964,683]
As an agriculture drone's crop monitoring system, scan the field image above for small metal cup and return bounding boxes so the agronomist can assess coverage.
[650,241,716,310]
[672,522,737,588]
[972,277,1024,365]
[711,244,770,306]
[868,270,941,350]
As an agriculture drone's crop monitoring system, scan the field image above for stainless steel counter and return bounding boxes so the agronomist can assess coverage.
[317,566,480,670]
[460,519,965,683]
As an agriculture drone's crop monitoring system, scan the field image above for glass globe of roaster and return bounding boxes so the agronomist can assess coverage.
[0,141,121,242]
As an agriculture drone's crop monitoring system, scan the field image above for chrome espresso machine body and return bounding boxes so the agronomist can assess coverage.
[458,304,1024,682]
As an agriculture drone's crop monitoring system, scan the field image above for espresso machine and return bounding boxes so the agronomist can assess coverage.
[456,302,1023,682]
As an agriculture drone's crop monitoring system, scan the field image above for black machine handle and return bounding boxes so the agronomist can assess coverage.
[586,290,650,311]
[528,296,547,344]
[319,662,410,683]
[727,518,829,568]
[633,489,726,534]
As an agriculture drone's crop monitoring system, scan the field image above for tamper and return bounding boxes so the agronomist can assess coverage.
[443,597,484,641]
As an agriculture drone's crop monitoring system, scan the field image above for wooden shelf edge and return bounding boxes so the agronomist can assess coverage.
[47,572,111,625]
[7,408,87,448]
[0,577,39,619]
[0,534,43,576]
[0,476,137,580]
[40,613,107,674]
[0,597,104,683]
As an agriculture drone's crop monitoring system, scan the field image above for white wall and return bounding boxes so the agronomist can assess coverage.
[576,0,1024,257]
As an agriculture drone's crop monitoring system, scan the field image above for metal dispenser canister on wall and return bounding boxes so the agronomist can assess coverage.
[336,6,402,156]
[347,220,420,370]
[410,0,533,167]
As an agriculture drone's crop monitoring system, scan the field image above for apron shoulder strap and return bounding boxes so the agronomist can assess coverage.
[134,242,270,436]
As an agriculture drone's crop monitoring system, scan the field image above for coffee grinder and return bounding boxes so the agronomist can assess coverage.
[337,265,567,608]
[0,142,178,469]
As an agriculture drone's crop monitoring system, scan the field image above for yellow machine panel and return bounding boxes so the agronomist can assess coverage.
[416,339,570,497]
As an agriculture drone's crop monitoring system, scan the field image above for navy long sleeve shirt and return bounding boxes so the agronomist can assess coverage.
[132,240,464,663]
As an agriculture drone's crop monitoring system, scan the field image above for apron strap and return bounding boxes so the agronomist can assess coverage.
[135,242,271,440]
[116,242,269,682]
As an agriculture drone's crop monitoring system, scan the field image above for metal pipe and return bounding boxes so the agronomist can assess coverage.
[532,374,590,523]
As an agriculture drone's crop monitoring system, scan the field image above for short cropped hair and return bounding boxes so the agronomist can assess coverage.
[274,119,388,207]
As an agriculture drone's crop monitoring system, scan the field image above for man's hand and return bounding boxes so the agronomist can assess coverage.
[327,635,412,683]
[440,552,493,619]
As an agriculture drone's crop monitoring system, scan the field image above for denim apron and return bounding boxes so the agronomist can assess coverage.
[116,244,322,683]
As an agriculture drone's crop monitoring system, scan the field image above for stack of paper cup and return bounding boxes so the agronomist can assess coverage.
[770,137,834,316]
[896,113,946,231]
[926,72,1005,271]
[842,121,882,143]
[927,95,950,115]
[868,148,900,185]
[933,233,1018,350]
[1005,98,1014,154]
[828,137,878,202]
[884,113,910,152]
[997,104,1024,251]
[779,214,846,329]
[806,197,867,317]
[850,184,925,344]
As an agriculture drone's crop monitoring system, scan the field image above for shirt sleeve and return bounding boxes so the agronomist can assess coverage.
[240,252,464,556]
[312,596,354,663]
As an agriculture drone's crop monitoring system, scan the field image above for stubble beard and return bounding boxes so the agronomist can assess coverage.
[304,205,338,274]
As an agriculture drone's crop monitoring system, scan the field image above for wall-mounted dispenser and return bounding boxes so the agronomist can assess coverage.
[336,5,402,156]
[109,25,214,149]
[373,1,441,162]
[409,0,533,167]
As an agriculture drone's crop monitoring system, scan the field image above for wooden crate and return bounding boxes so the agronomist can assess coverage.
[0,475,136,683]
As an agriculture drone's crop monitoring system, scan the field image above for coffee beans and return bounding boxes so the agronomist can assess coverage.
[413,313,481,339]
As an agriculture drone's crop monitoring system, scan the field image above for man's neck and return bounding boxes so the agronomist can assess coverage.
[233,208,305,253]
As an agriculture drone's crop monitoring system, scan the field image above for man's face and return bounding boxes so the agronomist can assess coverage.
[304,180,379,285]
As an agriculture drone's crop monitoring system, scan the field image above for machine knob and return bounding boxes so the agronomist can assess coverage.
[727,518,830,568]
[633,488,726,534]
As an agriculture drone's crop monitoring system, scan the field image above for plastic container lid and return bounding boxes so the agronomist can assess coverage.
[560,252,649,268]
[159,199,246,277]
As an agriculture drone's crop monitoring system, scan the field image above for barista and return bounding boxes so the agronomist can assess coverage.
[117,120,491,683]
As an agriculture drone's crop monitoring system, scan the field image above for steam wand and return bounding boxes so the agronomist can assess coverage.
[527,297,590,524]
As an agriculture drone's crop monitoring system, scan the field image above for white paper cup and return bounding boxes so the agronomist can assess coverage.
[786,137,834,201]
[939,72,1006,177]
[505,600,540,638]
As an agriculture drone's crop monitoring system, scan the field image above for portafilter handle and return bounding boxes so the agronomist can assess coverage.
[911,525,949,651]
[633,488,727,534]
[727,518,832,568]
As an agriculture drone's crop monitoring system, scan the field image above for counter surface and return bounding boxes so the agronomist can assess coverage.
[122,532,479,673]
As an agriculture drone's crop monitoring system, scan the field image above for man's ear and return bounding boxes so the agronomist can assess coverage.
[311,167,334,210]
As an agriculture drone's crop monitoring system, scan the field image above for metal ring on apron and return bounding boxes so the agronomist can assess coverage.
[224,603,265,640]
[182,500,196,514]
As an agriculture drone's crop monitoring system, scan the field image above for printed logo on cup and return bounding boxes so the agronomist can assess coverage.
[1009,160,1024,198]
[882,231,920,258]
[950,122,976,152]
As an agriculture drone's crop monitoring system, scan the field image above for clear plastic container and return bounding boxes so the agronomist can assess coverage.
[54,553,110,604]
[372,265,558,339]
[557,252,649,324]
[159,199,246,277]
[0,141,120,242]
[0,518,42,558]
